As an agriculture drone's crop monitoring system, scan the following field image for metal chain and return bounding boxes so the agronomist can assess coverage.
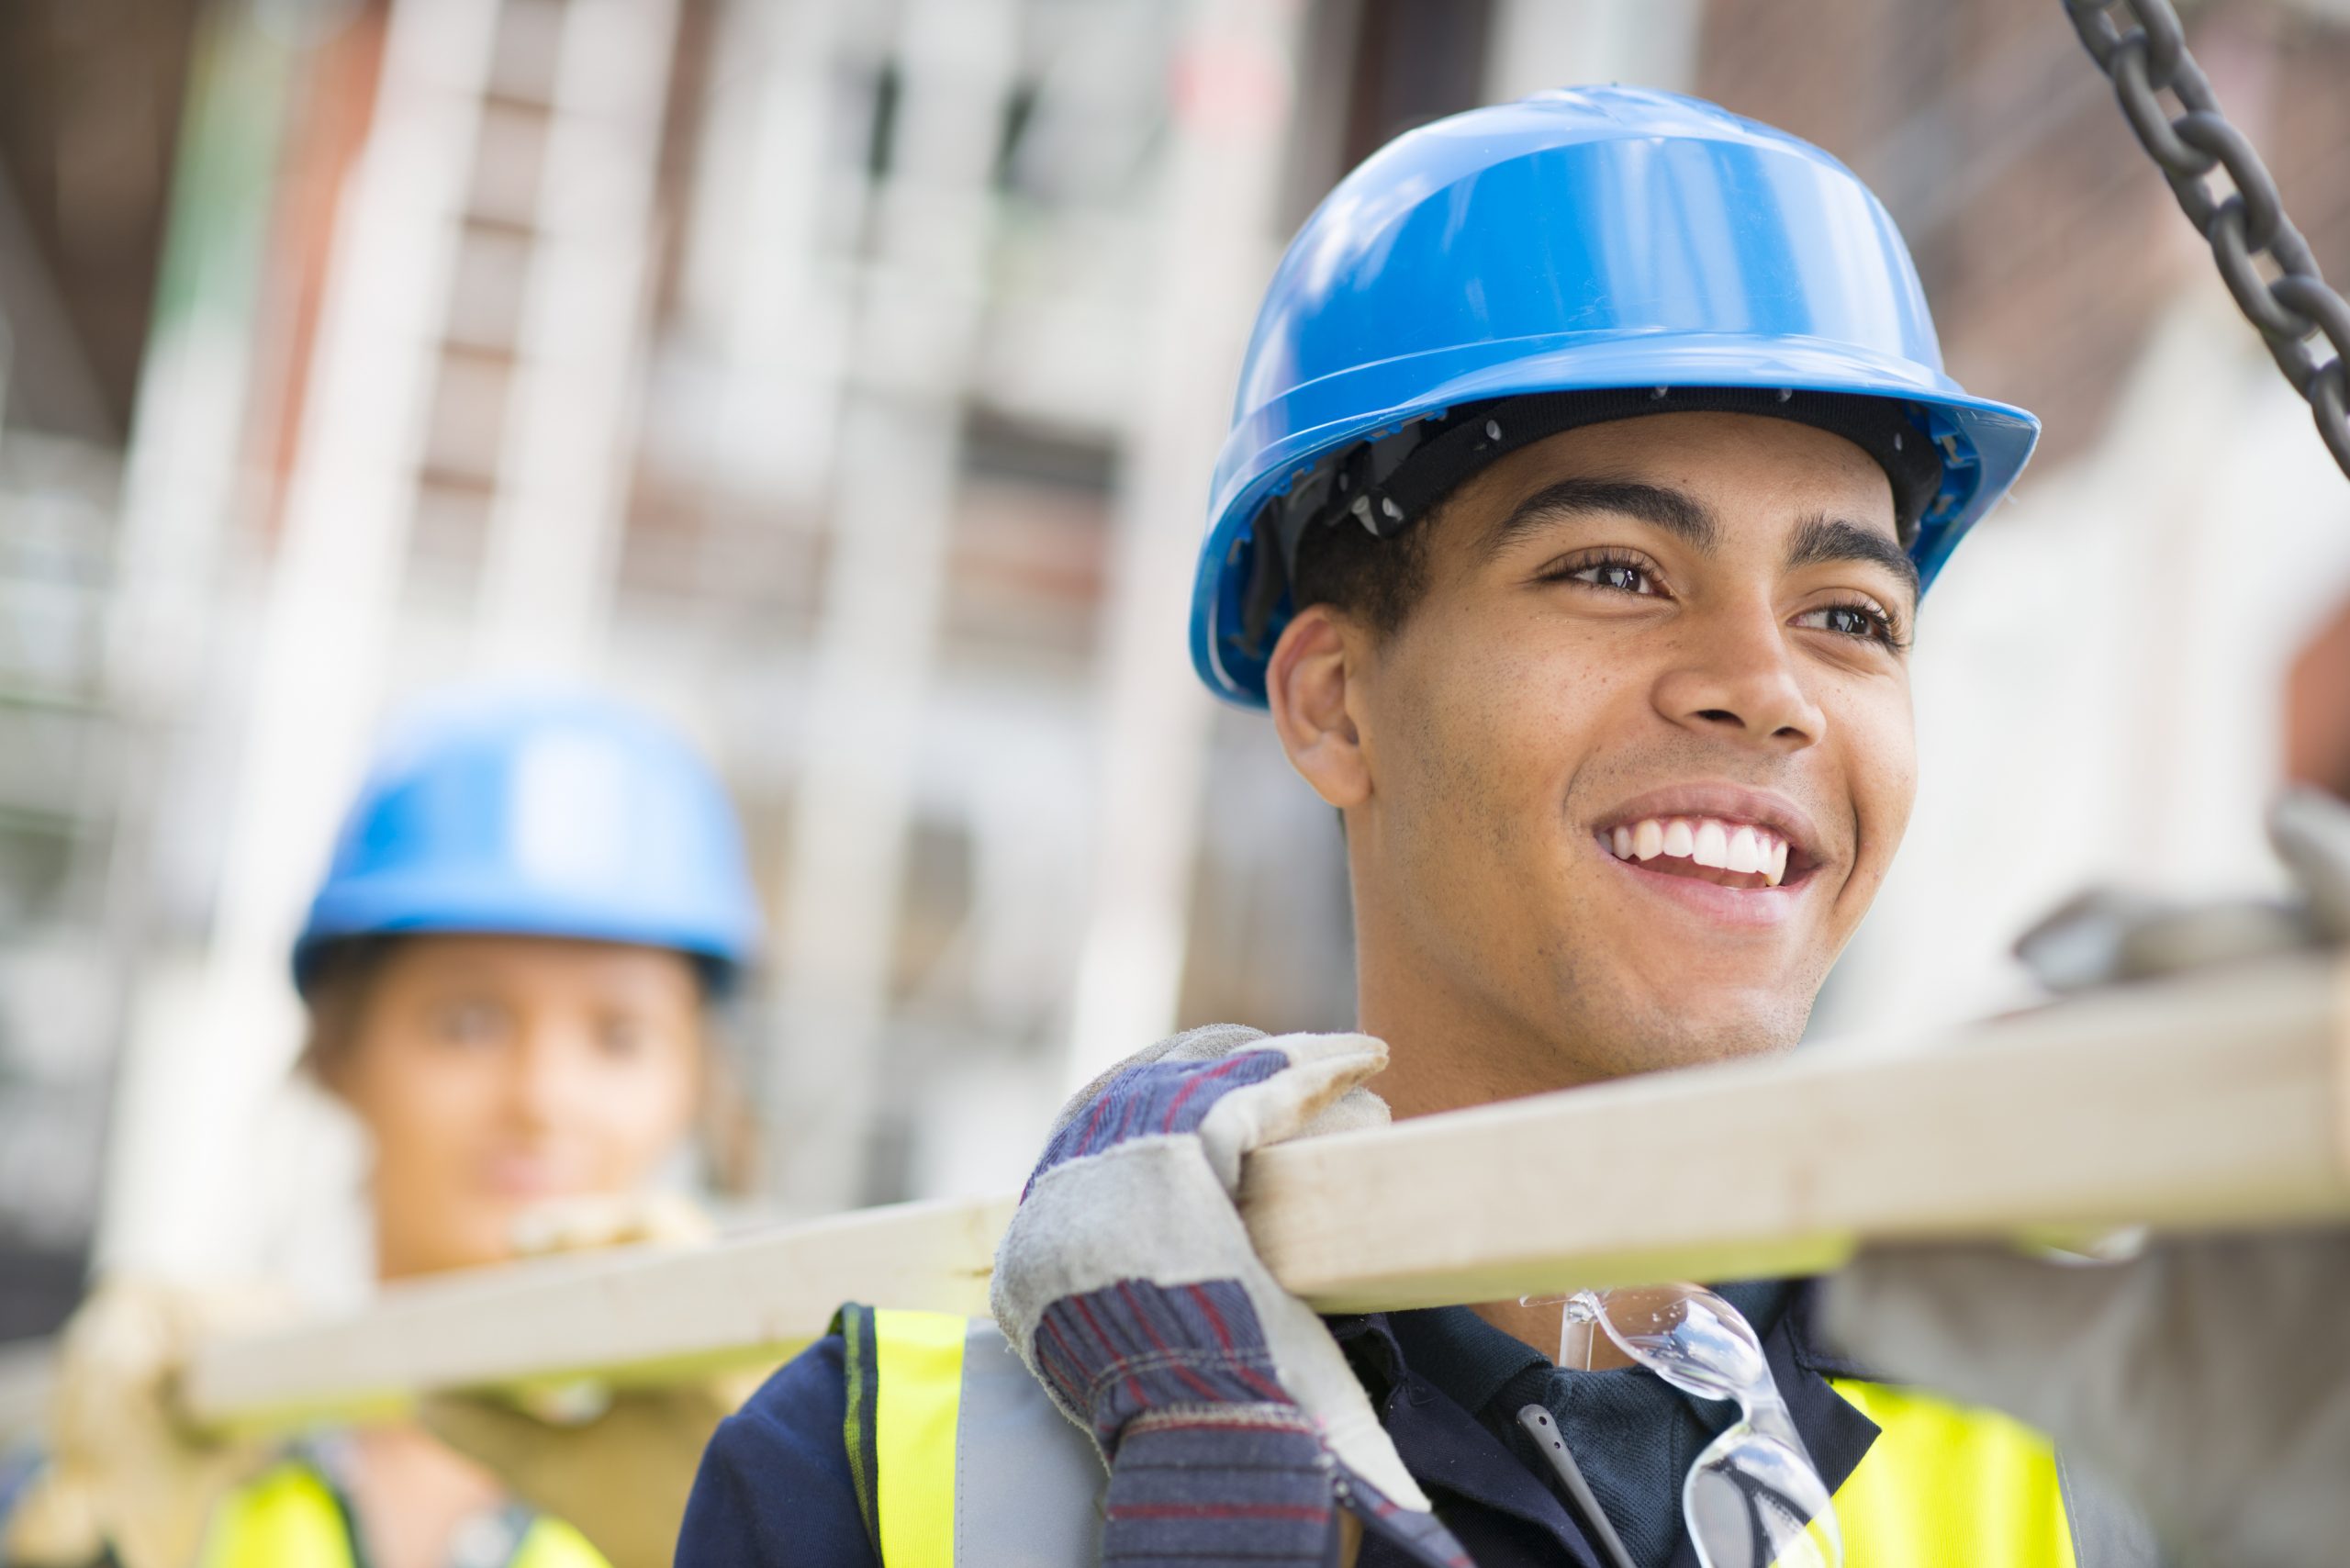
[2065,0,2350,476]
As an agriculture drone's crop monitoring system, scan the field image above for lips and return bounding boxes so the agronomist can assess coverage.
[480,1154,579,1200]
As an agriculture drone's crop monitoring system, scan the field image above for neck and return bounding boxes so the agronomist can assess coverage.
[375,1230,435,1284]
[1356,969,1641,1365]
[1348,853,1631,1365]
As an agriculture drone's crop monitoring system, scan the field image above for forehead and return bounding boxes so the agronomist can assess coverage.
[1442,410,1899,550]
[381,935,700,1000]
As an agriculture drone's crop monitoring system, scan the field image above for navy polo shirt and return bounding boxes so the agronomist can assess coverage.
[676,1282,1881,1567]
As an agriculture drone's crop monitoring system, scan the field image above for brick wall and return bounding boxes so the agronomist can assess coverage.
[1696,0,2350,468]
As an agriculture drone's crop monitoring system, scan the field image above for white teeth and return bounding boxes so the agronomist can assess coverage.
[1726,825,1762,875]
[1611,813,1798,885]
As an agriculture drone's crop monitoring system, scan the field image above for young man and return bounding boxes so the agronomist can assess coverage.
[678,87,2103,1565]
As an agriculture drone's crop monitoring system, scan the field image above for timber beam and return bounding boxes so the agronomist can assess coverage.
[3,953,2344,1439]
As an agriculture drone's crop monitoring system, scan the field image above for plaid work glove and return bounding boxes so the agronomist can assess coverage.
[991,1025,1470,1567]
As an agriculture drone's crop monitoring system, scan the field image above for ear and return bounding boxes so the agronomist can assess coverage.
[1267,605,1372,810]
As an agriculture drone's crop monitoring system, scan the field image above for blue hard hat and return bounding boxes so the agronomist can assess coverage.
[1191,86,2042,707]
[293,689,764,994]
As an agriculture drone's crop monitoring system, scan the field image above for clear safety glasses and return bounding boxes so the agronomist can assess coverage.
[1538,1285,1843,1568]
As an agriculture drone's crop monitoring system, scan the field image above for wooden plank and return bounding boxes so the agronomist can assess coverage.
[184,1194,1015,1435]
[1243,952,2350,1310]
[3,953,2344,1442]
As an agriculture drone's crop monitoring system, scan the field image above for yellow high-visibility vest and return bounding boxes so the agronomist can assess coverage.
[197,1459,609,1568]
[838,1307,2129,1567]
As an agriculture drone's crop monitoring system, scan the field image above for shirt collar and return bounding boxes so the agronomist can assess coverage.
[1327,1279,1885,1561]
[1327,1312,1608,1567]
[1383,1302,1551,1417]
[1377,1279,1806,1421]
[1773,1280,1883,1496]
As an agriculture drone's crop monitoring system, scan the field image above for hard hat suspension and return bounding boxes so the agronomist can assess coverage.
[1237,386,1951,660]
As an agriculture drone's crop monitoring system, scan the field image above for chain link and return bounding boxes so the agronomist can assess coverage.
[2065,0,2350,476]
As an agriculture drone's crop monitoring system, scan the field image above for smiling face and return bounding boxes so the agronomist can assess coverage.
[317,935,705,1279]
[1268,411,1919,1103]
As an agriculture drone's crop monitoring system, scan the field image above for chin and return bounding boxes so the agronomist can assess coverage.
[1576,985,1813,1081]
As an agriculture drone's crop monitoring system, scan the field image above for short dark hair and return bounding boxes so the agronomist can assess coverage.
[1288,507,1437,639]
[298,935,403,1085]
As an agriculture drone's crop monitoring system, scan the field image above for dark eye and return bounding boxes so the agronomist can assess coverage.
[432,1000,507,1047]
[597,1015,650,1060]
[1795,600,1902,647]
[1560,555,1662,596]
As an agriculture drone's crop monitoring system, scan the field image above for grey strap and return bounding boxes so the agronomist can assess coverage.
[2056,1446,2167,1568]
[951,1320,1104,1566]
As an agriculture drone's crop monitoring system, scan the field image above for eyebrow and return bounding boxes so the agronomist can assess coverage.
[1486,478,1719,558]
[1785,514,1920,602]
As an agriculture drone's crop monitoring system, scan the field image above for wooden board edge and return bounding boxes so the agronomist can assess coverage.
[181,1194,1012,1428]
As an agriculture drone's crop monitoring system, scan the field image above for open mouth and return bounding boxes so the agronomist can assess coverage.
[1595,814,1812,890]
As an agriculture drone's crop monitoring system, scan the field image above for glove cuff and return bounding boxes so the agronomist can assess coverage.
[1103,1406,1338,1563]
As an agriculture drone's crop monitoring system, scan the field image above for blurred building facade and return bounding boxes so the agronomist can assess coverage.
[0,0,2344,1330]
[0,0,208,1336]
[1689,0,2350,1036]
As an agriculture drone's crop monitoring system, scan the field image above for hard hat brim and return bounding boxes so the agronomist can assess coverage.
[293,877,760,997]
[1192,331,2041,708]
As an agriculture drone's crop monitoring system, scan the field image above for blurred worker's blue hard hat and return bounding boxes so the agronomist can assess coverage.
[1191,85,2042,707]
[294,689,764,994]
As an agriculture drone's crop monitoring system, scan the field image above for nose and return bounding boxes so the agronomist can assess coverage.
[1650,599,1824,751]
[506,1020,594,1131]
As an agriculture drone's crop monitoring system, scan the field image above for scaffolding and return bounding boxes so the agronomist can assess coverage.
[84,0,1329,1281]
[18,0,2346,1328]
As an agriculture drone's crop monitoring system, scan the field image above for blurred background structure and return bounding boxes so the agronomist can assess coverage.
[0,0,2346,1338]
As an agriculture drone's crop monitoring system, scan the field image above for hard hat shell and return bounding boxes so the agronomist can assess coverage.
[293,689,764,994]
[1192,86,2042,707]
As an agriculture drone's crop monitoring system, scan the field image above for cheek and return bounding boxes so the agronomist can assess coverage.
[587,1043,700,1168]
[1437,625,1639,817]
[1836,680,1919,871]
[346,1040,495,1160]
[1382,615,1634,884]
